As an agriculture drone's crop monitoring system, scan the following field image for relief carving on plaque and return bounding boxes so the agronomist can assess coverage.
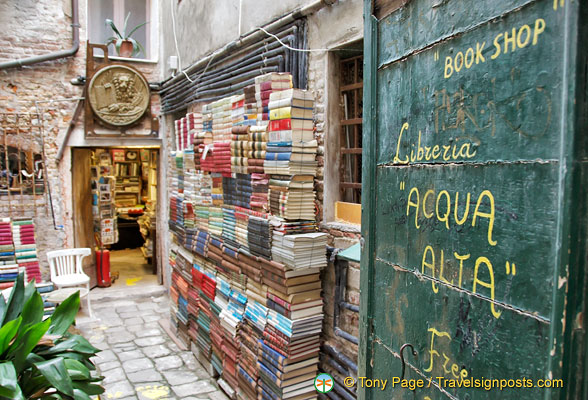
[87,65,150,127]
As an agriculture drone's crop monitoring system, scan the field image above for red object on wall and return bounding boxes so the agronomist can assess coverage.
[96,250,111,287]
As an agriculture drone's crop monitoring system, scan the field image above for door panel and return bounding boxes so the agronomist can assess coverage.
[72,148,96,288]
[359,0,587,399]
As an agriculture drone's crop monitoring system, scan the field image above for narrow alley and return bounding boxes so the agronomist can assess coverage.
[77,250,228,400]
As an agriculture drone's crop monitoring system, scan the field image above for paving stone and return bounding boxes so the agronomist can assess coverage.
[106,326,127,334]
[99,360,121,372]
[124,317,144,326]
[102,367,126,384]
[135,336,166,347]
[162,370,199,385]
[113,342,138,351]
[207,390,230,400]
[135,328,163,338]
[104,317,124,327]
[142,315,160,323]
[127,323,147,332]
[179,351,198,370]
[117,305,139,313]
[154,355,183,371]
[123,357,154,374]
[172,381,216,398]
[135,383,171,400]
[137,302,158,311]
[167,342,180,352]
[119,397,139,400]
[103,380,135,399]
[107,331,135,344]
[120,312,139,319]
[142,344,172,358]
[127,369,163,383]
[94,349,117,363]
[118,349,144,362]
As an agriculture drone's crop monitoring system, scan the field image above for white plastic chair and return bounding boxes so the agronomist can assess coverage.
[46,248,92,317]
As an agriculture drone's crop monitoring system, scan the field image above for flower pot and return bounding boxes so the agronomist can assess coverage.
[119,40,134,58]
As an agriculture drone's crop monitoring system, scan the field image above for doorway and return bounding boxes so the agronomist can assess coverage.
[72,146,159,289]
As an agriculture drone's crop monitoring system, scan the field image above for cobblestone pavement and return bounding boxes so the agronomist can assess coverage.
[77,289,228,400]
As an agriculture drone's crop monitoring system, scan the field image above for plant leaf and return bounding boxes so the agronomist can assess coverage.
[23,278,37,306]
[64,359,90,380]
[2,272,24,325]
[122,12,131,37]
[73,388,92,400]
[19,291,44,336]
[34,357,74,397]
[47,291,79,336]
[7,318,51,373]
[127,20,149,38]
[40,334,99,356]
[72,381,104,396]
[105,18,122,39]
[0,296,6,325]
[0,362,24,399]
[0,316,21,355]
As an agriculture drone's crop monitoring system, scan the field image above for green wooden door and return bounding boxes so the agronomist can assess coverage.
[359,0,588,399]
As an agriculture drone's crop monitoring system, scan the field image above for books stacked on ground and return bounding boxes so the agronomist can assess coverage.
[174,117,187,151]
[36,282,56,318]
[12,218,41,283]
[208,207,224,239]
[268,175,316,221]
[265,89,317,176]
[221,207,238,249]
[258,312,321,400]
[212,173,224,205]
[192,260,217,367]
[234,207,249,251]
[236,173,252,209]
[231,125,250,174]
[248,125,268,177]
[196,204,210,232]
[271,232,328,270]
[238,317,264,400]
[187,285,200,343]
[187,112,202,149]
[222,176,237,207]
[255,73,293,125]
[212,142,232,177]
[248,215,272,260]
[194,171,213,206]
[259,256,322,399]
[0,218,17,286]
[212,97,233,143]
[243,84,258,128]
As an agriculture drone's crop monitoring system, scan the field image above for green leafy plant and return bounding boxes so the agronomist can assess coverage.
[0,273,104,399]
[105,12,149,57]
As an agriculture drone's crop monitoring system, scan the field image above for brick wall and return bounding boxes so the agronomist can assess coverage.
[0,0,160,280]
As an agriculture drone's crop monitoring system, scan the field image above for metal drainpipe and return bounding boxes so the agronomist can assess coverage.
[160,0,335,87]
[0,0,79,70]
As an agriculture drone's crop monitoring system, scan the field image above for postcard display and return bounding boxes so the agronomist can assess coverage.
[91,152,118,245]
[168,72,328,400]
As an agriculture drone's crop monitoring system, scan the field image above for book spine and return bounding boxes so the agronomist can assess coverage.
[266,292,292,311]
[269,107,291,120]
[265,152,291,161]
[269,119,292,131]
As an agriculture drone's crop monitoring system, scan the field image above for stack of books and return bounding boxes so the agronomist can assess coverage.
[243,84,258,127]
[265,89,317,176]
[212,142,232,177]
[268,175,316,221]
[247,215,272,260]
[250,173,269,212]
[255,73,293,124]
[36,282,56,317]
[0,219,17,287]
[231,125,250,174]
[212,173,224,205]
[258,257,323,399]
[234,207,250,252]
[212,97,233,142]
[12,218,40,283]
[271,232,328,270]
[221,207,238,249]
[187,285,199,343]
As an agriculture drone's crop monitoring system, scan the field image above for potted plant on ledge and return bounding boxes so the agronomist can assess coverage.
[105,13,148,58]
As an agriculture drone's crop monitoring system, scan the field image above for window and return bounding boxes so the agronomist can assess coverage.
[88,0,151,59]
[339,54,363,204]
